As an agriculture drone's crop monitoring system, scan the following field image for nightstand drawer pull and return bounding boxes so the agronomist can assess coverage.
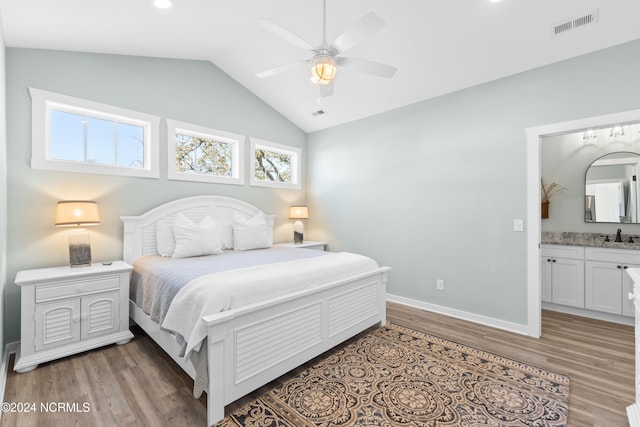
[36,276,119,302]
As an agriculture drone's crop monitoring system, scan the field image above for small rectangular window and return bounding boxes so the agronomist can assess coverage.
[250,138,301,189]
[167,119,244,185]
[30,88,159,178]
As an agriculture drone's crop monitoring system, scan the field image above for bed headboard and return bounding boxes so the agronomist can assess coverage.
[120,195,275,264]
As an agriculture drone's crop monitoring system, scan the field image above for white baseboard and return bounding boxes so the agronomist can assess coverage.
[0,342,18,421]
[542,302,634,326]
[628,403,640,427]
[386,294,530,336]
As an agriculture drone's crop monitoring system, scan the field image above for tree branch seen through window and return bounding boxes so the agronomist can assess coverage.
[175,134,232,177]
[254,149,291,182]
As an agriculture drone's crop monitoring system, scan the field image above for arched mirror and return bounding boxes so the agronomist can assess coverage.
[585,151,640,223]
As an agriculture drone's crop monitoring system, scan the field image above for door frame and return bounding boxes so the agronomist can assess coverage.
[526,108,640,337]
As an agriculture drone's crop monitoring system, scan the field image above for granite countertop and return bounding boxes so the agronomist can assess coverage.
[542,232,640,250]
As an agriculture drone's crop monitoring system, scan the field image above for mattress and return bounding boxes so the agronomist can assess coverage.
[130,246,328,326]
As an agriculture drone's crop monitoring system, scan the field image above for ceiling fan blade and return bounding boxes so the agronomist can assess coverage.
[319,81,334,97]
[256,60,308,78]
[331,12,385,54]
[260,19,314,51]
[337,57,397,79]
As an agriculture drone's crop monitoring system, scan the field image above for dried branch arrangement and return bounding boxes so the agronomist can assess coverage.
[541,179,566,203]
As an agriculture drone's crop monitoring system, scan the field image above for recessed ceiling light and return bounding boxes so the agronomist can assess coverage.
[489,0,502,3]
[154,0,173,9]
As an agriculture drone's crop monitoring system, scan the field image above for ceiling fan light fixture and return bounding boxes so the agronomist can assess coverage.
[310,56,337,85]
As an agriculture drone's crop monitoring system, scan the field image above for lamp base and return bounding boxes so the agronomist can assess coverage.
[68,229,92,267]
[293,219,304,244]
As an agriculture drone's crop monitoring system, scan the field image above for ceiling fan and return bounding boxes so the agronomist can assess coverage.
[255,0,397,97]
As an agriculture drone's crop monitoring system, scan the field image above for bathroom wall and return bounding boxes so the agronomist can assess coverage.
[541,125,640,235]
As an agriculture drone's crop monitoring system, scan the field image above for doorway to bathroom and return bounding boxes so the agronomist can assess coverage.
[526,108,640,337]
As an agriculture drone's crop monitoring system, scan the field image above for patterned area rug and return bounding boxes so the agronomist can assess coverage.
[217,323,569,426]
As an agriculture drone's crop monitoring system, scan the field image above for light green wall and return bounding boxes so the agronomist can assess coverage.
[5,48,306,343]
[542,130,640,233]
[307,39,640,325]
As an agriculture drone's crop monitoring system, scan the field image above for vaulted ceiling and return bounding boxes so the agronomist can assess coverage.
[1,0,639,132]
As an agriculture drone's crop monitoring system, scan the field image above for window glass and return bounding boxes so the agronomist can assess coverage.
[86,117,116,165]
[176,134,233,177]
[250,138,301,189]
[117,123,145,168]
[30,88,160,178]
[167,119,244,185]
[50,110,84,162]
[254,149,291,183]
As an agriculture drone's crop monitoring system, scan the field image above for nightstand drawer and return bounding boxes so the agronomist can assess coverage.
[35,275,120,302]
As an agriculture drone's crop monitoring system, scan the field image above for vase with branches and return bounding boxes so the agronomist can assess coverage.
[541,179,566,218]
[541,179,566,203]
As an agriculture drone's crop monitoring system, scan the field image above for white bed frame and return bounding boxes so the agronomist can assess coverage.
[121,195,390,426]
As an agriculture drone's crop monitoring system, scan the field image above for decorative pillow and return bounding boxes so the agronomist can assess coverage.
[156,222,175,257]
[232,213,273,251]
[172,213,224,258]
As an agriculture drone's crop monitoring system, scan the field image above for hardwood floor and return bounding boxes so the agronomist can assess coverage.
[1,303,634,426]
[388,302,634,427]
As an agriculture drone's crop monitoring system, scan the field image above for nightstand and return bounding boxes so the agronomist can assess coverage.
[276,241,326,251]
[14,261,133,373]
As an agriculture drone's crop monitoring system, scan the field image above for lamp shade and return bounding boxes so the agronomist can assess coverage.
[55,201,100,227]
[289,206,309,220]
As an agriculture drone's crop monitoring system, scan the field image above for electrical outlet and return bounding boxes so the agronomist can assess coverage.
[436,279,445,291]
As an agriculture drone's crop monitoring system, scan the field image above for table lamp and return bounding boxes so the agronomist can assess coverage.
[289,206,309,244]
[55,200,100,267]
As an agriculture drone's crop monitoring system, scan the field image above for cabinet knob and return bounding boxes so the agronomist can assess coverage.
[72,316,80,323]
[624,266,629,269]
[547,259,551,262]
[552,259,556,263]
[617,265,622,269]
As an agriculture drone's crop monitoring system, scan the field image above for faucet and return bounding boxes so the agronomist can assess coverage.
[615,228,623,242]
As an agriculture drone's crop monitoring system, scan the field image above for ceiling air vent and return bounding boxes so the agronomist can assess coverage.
[552,9,598,36]
[312,109,325,117]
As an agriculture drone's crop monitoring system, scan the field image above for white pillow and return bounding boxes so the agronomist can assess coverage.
[232,213,273,251]
[172,213,224,258]
[156,222,175,257]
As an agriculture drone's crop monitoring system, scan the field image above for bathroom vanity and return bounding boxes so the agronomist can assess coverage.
[541,232,640,324]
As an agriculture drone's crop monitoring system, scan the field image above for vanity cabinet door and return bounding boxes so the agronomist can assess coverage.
[585,261,623,314]
[623,264,640,316]
[551,258,585,308]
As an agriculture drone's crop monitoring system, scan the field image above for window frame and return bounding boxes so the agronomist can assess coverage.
[249,138,302,190]
[167,119,245,185]
[30,87,160,179]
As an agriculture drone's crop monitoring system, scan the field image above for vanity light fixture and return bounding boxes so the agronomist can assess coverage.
[610,125,625,138]
[55,200,100,267]
[582,129,598,141]
[289,206,309,244]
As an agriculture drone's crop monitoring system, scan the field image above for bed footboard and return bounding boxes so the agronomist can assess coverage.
[203,267,390,426]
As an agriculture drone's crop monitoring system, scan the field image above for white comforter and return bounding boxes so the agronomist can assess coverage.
[161,251,380,360]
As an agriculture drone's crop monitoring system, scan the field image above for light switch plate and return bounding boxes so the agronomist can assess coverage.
[513,219,524,232]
